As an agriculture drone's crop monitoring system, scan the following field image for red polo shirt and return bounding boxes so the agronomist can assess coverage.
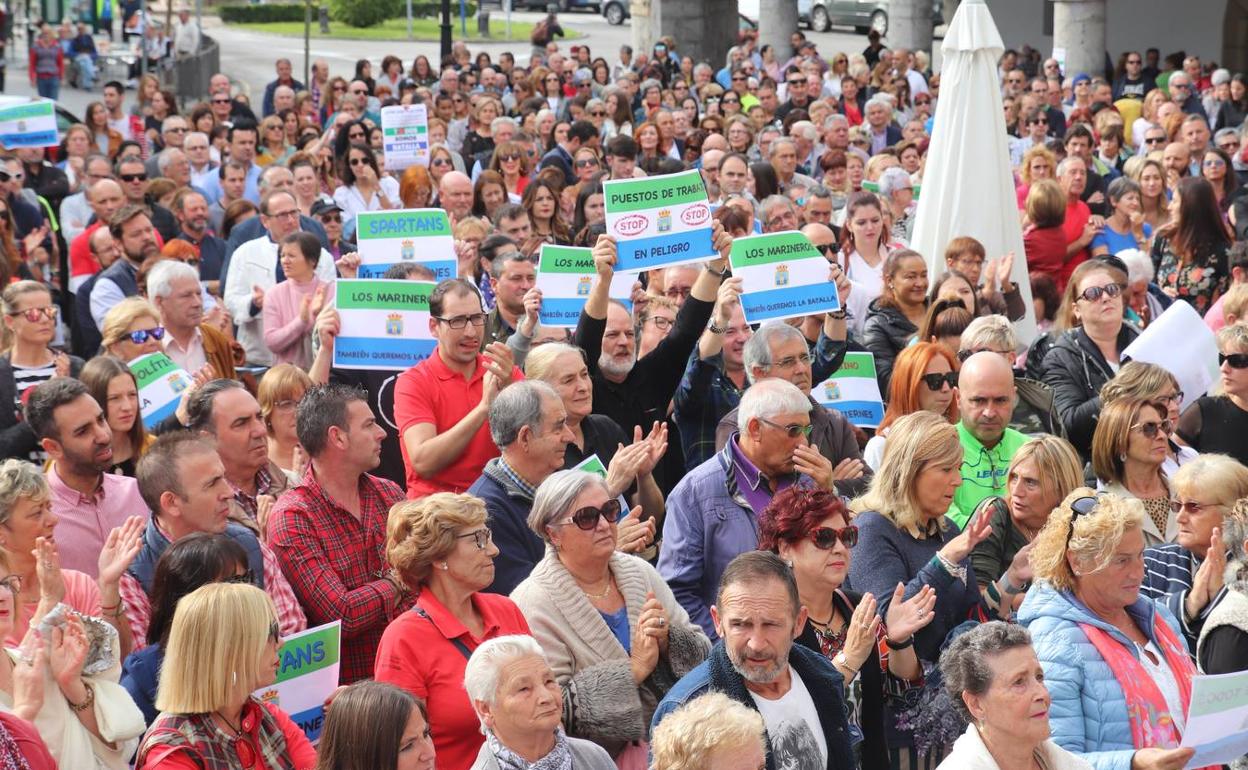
[393,347,523,498]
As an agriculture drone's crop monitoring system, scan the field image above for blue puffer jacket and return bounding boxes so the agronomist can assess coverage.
[1018,581,1185,770]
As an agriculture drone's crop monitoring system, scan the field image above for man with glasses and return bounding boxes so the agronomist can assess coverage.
[1003,69,1027,99]
[660,379,821,637]
[224,165,329,264]
[267,383,408,684]
[775,68,813,123]
[209,73,258,124]
[396,278,522,499]
[950,352,1029,527]
[224,190,337,365]
[121,432,306,663]
[1214,128,1245,175]
[1113,51,1155,101]
[468,380,575,594]
[115,153,179,241]
[1142,126,1169,154]
[89,204,160,328]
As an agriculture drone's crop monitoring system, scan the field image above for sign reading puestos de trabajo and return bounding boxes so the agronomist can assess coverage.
[129,352,193,429]
[602,169,715,272]
[728,231,841,324]
[354,208,456,280]
[254,621,341,743]
[333,279,437,370]
[535,244,635,327]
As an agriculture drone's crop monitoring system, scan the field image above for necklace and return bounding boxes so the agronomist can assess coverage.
[580,577,612,600]
[214,710,243,738]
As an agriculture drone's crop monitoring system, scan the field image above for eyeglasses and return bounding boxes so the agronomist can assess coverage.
[772,352,813,369]
[589,110,606,117]
[1145,136,1167,145]
[1218,142,1242,152]
[0,575,20,594]
[435,313,487,329]
[645,316,673,330]
[455,528,494,550]
[1077,283,1123,302]
[957,348,1011,363]
[1131,419,1172,439]
[128,326,166,344]
[787,80,805,87]
[809,525,858,550]
[225,570,254,584]
[272,399,298,412]
[498,153,520,163]
[1171,83,1190,90]
[1170,499,1223,515]
[120,173,147,183]
[431,157,452,167]
[266,209,300,221]
[1159,391,1185,406]
[758,418,813,439]
[1066,495,1100,547]
[1127,58,1142,65]
[732,75,748,82]
[349,157,371,166]
[165,126,187,134]
[0,170,24,183]
[7,305,57,322]
[211,97,231,104]
[1221,352,1248,368]
[559,499,622,530]
[921,371,958,391]
[320,213,342,224]
[1204,158,1227,168]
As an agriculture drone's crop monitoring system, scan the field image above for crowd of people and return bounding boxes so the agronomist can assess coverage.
[2,11,1248,770]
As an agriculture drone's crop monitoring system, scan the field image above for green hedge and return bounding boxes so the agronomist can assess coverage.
[220,1,477,26]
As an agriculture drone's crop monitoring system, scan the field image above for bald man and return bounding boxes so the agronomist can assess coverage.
[951,351,1029,526]
[439,171,474,223]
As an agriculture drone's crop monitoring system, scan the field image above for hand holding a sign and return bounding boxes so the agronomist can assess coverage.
[592,234,618,281]
[616,505,656,555]
[175,364,216,427]
[1186,527,1227,622]
[1130,747,1196,770]
[709,219,731,272]
[519,287,543,339]
[336,252,361,279]
[712,277,744,327]
[829,262,851,307]
[315,306,340,351]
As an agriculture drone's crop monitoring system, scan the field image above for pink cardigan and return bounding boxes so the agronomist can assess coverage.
[262,277,332,368]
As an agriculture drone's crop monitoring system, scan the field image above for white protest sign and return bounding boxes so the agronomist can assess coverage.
[1179,668,1248,768]
[129,352,193,429]
[1122,300,1218,412]
[254,621,341,743]
[602,168,715,273]
[333,279,437,370]
[812,352,884,428]
[0,100,58,149]
[535,244,634,327]
[728,231,840,324]
[380,104,430,171]
[354,208,456,280]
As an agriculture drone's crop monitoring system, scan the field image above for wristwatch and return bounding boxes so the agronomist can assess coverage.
[708,319,728,334]
[705,262,731,279]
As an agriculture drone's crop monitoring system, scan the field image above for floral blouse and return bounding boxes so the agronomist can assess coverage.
[1151,234,1230,316]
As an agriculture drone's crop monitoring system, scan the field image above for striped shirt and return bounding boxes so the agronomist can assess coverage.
[1142,542,1226,652]
[12,361,55,463]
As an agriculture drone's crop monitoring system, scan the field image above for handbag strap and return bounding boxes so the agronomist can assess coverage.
[413,607,473,661]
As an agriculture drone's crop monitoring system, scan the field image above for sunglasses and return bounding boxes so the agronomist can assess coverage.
[732,75,748,82]
[120,173,147,183]
[431,157,451,166]
[0,170,23,182]
[128,326,166,344]
[922,371,958,391]
[319,213,342,223]
[211,98,231,104]
[1077,283,1123,302]
[1066,494,1100,547]
[1170,499,1222,515]
[787,80,805,87]
[575,158,599,168]
[7,306,57,322]
[1145,136,1167,144]
[498,153,520,163]
[560,499,622,530]
[349,157,371,166]
[1220,352,1248,368]
[1132,419,1173,439]
[759,418,813,438]
[809,525,858,550]
[589,110,606,117]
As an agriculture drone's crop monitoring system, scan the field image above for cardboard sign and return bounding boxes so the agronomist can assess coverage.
[333,279,437,370]
[602,169,715,272]
[534,244,634,327]
[380,104,430,170]
[130,352,193,429]
[812,352,884,428]
[728,231,841,323]
[0,100,58,148]
[254,621,341,743]
[354,208,456,280]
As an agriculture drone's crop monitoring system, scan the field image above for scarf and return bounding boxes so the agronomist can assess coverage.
[486,727,572,770]
[1077,614,1204,758]
[0,720,32,770]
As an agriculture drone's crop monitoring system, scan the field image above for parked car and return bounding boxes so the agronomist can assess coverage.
[800,0,943,35]
[603,0,758,30]
[523,0,600,12]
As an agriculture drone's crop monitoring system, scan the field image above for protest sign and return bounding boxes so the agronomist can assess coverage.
[380,104,430,171]
[603,169,714,272]
[0,100,58,149]
[1179,669,1248,768]
[573,454,607,477]
[130,352,193,429]
[1122,300,1218,411]
[812,352,884,428]
[728,231,841,323]
[333,279,437,370]
[255,621,341,743]
[535,244,634,327]
[354,209,456,280]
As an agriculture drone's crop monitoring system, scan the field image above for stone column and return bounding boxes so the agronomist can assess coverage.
[888,0,932,56]
[1052,0,1106,79]
[638,0,737,79]
[758,0,798,71]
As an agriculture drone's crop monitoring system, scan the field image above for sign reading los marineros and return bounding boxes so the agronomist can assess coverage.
[354,209,456,280]
[534,244,635,328]
[602,169,715,272]
[728,231,841,324]
[332,279,437,371]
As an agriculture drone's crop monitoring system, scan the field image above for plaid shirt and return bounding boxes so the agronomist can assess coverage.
[119,540,307,649]
[266,465,409,684]
[674,352,745,472]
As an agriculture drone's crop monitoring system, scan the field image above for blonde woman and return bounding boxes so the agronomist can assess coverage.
[1101,360,1195,476]
[1178,323,1248,467]
[1020,491,1198,770]
[257,115,292,166]
[650,692,765,770]
[0,281,78,461]
[138,583,317,770]
[100,296,165,362]
[257,363,312,477]
[1017,144,1057,211]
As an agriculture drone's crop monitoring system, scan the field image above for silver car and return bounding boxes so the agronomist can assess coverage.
[798,0,943,35]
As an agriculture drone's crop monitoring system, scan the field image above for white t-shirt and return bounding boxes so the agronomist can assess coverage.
[747,667,827,770]
[844,249,884,338]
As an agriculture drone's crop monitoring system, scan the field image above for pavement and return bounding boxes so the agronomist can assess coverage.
[1,7,888,112]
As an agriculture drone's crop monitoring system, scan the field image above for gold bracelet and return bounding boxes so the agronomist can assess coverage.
[65,681,94,713]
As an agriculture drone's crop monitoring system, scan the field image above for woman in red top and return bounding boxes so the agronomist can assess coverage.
[137,583,317,770]
[1023,179,1071,292]
[375,493,531,770]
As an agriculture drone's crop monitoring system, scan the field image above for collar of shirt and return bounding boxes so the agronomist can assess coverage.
[163,325,204,354]
[230,464,275,507]
[430,348,490,384]
[497,456,537,498]
[46,463,104,506]
[417,589,501,641]
[728,433,797,513]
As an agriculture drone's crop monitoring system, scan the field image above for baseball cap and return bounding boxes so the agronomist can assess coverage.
[310,199,343,218]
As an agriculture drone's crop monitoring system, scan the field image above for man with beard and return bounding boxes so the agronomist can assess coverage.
[653,551,855,769]
[89,205,160,328]
[25,377,149,578]
[172,189,226,294]
[186,379,296,538]
[573,226,731,493]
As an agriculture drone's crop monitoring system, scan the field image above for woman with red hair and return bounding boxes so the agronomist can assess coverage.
[863,341,959,470]
[760,486,934,768]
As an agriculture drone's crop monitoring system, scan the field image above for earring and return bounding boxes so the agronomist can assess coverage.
[439,562,449,571]
[1120,453,1127,462]
[785,559,793,568]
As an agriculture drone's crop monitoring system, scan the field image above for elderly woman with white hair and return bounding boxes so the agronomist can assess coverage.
[1113,247,1168,328]
[879,166,916,244]
[649,691,765,770]
[510,470,710,764]
[463,635,616,770]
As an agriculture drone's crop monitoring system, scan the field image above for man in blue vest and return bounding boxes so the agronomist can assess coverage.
[120,431,307,651]
[89,204,158,328]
